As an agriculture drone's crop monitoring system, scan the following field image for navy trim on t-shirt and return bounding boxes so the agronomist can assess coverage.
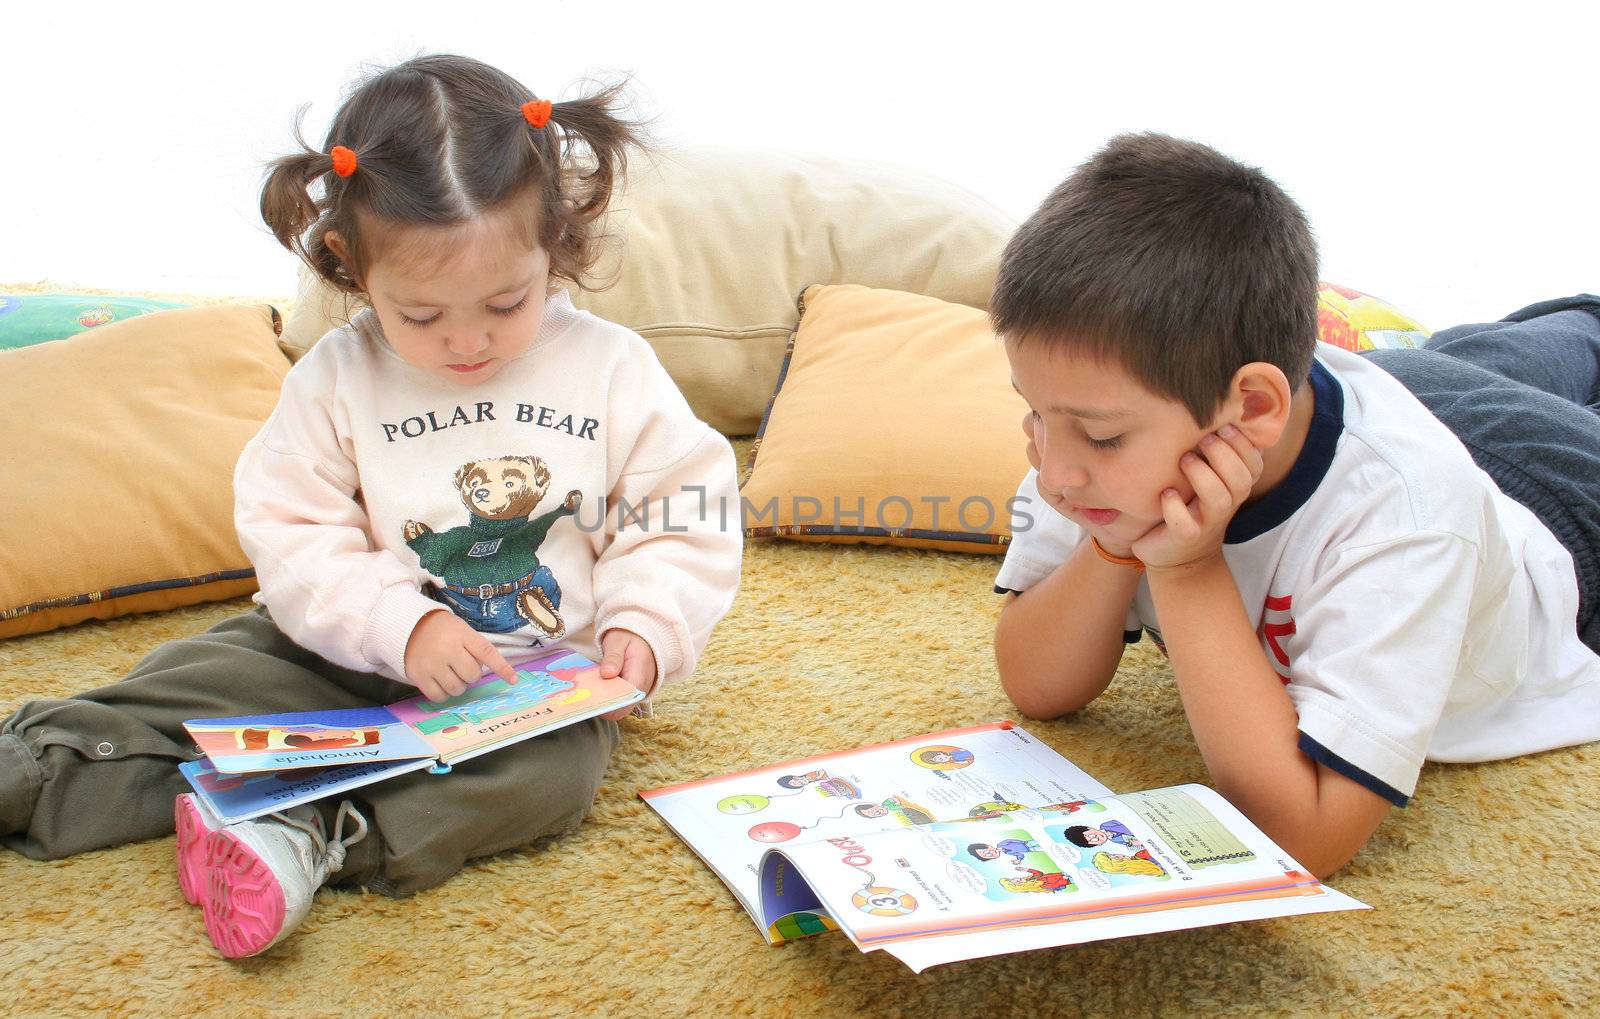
[1226,360,1345,544]
[1298,731,1410,807]
[994,585,1022,596]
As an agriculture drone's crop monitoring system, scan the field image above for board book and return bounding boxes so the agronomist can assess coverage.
[180,647,642,822]
[641,721,1367,971]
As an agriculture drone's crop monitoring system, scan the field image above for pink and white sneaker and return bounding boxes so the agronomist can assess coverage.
[173,795,368,959]
[174,792,224,905]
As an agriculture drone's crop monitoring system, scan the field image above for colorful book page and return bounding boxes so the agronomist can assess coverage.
[755,784,1367,970]
[179,756,432,823]
[386,648,642,764]
[641,721,1112,942]
[184,705,435,774]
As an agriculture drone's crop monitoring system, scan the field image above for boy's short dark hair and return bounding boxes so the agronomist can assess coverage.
[991,133,1319,423]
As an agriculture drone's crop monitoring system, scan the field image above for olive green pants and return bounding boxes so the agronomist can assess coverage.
[0,607,618,895]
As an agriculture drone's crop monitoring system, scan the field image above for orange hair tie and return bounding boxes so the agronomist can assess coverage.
[521,99,553,129]
[329,145,358,178]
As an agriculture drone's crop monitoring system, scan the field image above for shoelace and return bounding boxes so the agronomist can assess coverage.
[269,800,370,873]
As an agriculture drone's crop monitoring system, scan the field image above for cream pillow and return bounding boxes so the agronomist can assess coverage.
[279,148,1016,435]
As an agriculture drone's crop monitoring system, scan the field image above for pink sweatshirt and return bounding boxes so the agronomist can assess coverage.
[233,291,742,691]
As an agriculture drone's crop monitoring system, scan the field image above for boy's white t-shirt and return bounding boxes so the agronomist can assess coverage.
[232,291,742,693]
[995,344,1600,806]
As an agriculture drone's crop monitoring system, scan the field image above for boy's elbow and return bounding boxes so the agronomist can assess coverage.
[1266,795,1388,881]
[994,653,1092,720]
[1002,682,1075,722]
[1302,845,1358,882]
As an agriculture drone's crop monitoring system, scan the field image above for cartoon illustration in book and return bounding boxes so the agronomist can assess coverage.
[1046,821,1170,884]
[773,771,862,798]
[910,745,975,772]
[966,838,1040,864]
[408,667,587,736]
[230,726,383,752]
[716,770,861,817]
[403,455,581,638]
[718,793,777,815]
[829,834,920,918]
[968,794,1028,817]
[851,885,919,917]
[999,868,1077,894]
[776,771,828,789]
[844,796,935,825]
[1037,799,1107,815]
[949,827,1082,900]
[187,723,388,760]
[814,777,863,799]
[720,774,872,840]
[747,790,891,843]
[882,795,937,825]
[747,821,806,843]
[1091,852,1167,878]
[1061,820,1150,856]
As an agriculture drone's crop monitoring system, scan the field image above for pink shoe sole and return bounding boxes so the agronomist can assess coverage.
[200,829,288,959]
[173,795,215,906]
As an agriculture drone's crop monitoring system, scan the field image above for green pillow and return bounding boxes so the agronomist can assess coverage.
[0,293,187,349]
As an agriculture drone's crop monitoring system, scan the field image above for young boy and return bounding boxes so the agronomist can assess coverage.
[991,133,1600,878]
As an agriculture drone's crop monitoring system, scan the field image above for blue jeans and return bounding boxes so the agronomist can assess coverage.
[434,566,561,634]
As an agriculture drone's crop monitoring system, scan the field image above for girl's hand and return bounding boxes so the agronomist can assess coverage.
[1132,425,1264,571]
[598,628,657,720]
[403,610,519,703]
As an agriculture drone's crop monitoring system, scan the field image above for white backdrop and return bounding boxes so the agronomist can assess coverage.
[3,0,1594,330]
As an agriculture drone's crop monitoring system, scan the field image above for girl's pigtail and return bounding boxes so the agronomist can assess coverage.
[259,149,325,255]
[259,113,363,294]
[546,80,640,223]
[536,80,643,285]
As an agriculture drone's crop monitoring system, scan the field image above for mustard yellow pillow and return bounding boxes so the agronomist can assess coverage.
[0,306,290,638]
[279,149,1015,435]
[740,284,1031,554]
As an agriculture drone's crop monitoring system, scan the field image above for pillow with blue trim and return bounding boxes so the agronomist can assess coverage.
[0,305,288,638]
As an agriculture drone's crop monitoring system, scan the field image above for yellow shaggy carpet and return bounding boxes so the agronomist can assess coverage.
[2,518,1597,1016]
[0,279,1595,1014]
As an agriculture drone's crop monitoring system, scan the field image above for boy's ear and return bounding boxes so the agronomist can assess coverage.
[1227,362,1295,448]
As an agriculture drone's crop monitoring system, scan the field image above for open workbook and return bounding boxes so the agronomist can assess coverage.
[641,721,1366,971]
[179,647,643,822]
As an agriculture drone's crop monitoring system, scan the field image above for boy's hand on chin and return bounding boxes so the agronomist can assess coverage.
[1132,425,1264,571]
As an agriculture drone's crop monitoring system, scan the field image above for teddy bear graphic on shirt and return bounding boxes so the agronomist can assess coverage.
[402,455,581,639]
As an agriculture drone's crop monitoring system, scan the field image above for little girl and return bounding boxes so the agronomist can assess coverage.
[0,54,742,958]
